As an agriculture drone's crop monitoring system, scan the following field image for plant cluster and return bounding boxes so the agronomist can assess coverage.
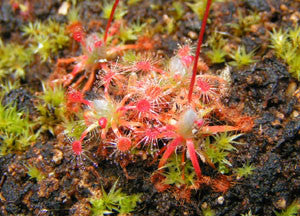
[90,180,141,216]
[275,200,300,216]
[37,83,68,135]
[0,18,69,81]
[49,0,255,197]
[25,164,46,182]
[228,10,260,36]
[22,19,70,62]
[270,25,300,80]
[0,103,37,156]
[0,39,33,79]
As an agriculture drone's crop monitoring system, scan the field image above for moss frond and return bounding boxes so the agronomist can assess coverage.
[0,103,37,156]
[102,1,128,20]
[270,26,300,80]
[0,39,33,79]
[25,164,46,182]
[234,161,255,178]
[204,133,243,174]
[275,200,300,216]
[22,19,69,62]
[90,180,141,215]
[37,84,67,134]
[229,46,257,68]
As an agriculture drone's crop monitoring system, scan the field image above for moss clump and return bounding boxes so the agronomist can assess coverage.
[22,19,70,62]
[270,25,300,80]
[275,200,300,216]
[90,181,141,216]
[0,103,37,156]
[234,161,256,179]
[204,133,243,174]
[37,84,67,135]
[229,46,257,68]
[25,164,46,182]
[0,39,33,79]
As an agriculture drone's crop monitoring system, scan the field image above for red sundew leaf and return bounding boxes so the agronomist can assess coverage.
[201,125,239,134]
[186,138,202,179]
[158,137,184,169]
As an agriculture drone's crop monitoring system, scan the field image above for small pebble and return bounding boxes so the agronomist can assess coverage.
[52,149,63,165]
[275,197,286,209]
[188,31,198,40]
[217,196,225,205]
[58,1,70,15]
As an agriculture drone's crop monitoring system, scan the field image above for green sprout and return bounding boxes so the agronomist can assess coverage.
[127,0,142,6]
[118,21,146,42]
[229,46,257,68]
[242,210,256,216]
[90,180,141,216]
[202,206,216,216]
[37,83,67,134]
[204,133,243,174]
[161,154,196,188]
[0,103,37,156]
[228,10,261,36]
[172,2,185,20]
[22,19,69,62]
[207,48,227,64]
[0,39,33,79]
[25,164,46,182]
[234,161,255,178]
[275,200,300,216]
[270,25,300,80]
[206,31,228,64]
[102,1,127,20]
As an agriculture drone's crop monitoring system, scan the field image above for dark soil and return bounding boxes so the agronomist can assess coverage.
[0,0,299,216]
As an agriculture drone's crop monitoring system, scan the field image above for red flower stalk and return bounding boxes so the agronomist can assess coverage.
[188,0,212,103]
[104,0,120,43]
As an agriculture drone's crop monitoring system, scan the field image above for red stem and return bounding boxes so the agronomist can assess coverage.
[188,0,212,103]
[103,0,120,43]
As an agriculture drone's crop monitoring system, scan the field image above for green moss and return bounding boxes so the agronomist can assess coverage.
[275,201,300,216]
[25,164,46,182]
[206,31,228,64]
[37,84,67,135]
[202,206,216,216]
[270,25,300,80]
[127,0,142,6]
[0,103,37,156]
[90,181,141,215]
[22,19,69,62]
[161,154,196,187]
[0,39,33,79]
[228,10,260,36]
[172,2,185,20]
[229,46,257,68]
[234,161,255,178]
[101,1,127,20]
[241,210,256,216]
[67,6,81,23]
[204,133,243,174]
[63,114,86,140]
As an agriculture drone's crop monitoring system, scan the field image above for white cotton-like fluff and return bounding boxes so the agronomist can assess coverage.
[168,56,186,77]
[93,99,109,113]
[177,109,197,138]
